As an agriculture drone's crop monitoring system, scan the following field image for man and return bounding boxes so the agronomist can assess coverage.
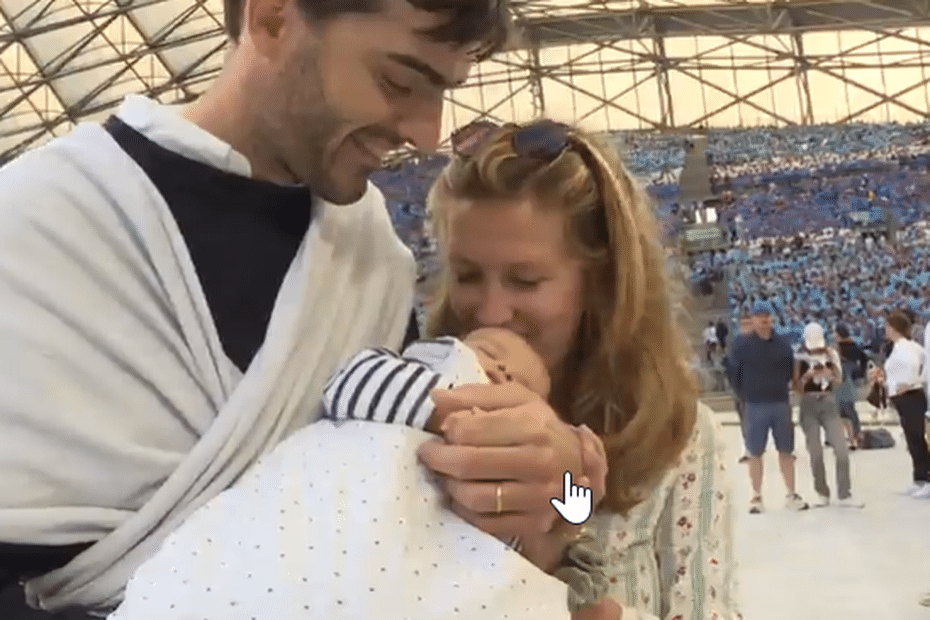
[0,0,592,616]
[703,321,718,364]
[716,316,730,355]
[835,323,867,447]
[730,301,809,514]
[725,312,753,463]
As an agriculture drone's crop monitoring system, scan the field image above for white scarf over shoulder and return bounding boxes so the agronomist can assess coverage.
[0,122,414,613]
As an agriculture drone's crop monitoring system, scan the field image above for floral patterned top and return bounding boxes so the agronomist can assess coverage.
[587,404,742,620]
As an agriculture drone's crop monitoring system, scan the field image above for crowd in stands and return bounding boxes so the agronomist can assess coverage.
[730,223,930,349]
[372,120,930,364]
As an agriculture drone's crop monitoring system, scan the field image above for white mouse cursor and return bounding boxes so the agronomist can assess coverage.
[550,471,593,525]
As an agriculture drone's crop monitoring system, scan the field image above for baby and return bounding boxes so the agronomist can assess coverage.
[323,327,551,434]
[109,328,603,620]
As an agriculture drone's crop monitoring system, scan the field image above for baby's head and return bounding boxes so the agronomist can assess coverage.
[462,327,551,398]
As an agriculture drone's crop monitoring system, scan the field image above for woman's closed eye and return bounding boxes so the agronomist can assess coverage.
[453,269,545,290]
[454,271,481,285]
[509,275,543,290]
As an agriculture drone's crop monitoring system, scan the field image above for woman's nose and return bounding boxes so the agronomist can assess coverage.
[473,286,514,327]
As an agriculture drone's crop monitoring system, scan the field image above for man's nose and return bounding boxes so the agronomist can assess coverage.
[397,99,444,153]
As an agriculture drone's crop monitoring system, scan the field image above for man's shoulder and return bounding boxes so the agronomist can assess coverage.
[0,123,109,182]
[772,332,793,350]
[0,124,124,211]
[0,124,146,243]
[733,332,760,350]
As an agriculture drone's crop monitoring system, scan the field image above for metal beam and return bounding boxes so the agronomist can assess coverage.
[519,1,930,48]
[791,32,815,125]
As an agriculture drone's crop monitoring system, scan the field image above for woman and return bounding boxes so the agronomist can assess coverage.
[793,323,862,508]
[883,311,930,499]
[427,120,739,619]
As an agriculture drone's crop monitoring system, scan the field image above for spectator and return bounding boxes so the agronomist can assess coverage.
[703,321,718,364]
[730,301,809,514]
[835,323,868,446]
[884,311,930,499]
[716,317,730,355]
[794,322,863,508]
[725,312,753,463]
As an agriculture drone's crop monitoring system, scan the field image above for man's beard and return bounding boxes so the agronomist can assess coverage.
[262,49,368,205]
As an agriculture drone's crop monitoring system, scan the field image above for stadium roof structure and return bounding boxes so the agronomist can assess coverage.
[3,0,930,163]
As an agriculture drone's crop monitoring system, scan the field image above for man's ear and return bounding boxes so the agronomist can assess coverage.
[244,0,288,58]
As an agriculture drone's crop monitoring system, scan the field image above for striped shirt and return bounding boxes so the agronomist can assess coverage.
[323,337,488,430]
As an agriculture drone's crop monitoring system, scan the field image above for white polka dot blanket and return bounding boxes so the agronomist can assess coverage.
[109,421,569,620]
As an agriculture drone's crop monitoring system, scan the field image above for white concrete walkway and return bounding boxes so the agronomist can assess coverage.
[717,417,930,620]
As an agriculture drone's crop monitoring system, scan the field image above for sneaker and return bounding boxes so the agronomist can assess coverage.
[837,496,865,508]
[785,494,810,511]
[912,483,930,500]
[749,496,764,514]
[904,482,923,496]
[813,495,829,507]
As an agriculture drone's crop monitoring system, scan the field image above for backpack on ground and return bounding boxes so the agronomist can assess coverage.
[859,427,895,450]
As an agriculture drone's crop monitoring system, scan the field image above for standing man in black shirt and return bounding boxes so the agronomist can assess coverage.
[715,316,730,356]
[730,301,809,514]
[0,0,598,617]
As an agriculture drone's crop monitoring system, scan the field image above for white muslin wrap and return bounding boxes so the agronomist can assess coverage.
[0,122,415,613]
[108,421,570,620]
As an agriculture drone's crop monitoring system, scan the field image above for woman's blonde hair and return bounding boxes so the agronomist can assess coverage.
[426,121,698,514]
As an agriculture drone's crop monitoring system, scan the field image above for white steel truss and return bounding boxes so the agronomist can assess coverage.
[2,0,930,163]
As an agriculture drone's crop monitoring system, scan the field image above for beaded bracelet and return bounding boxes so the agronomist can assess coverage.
[553,528,610,613]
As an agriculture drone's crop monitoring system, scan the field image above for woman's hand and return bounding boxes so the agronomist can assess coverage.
[516,424,608,573]
[418,382,586,538]
[517,494,589,573]
[575,424,608,506]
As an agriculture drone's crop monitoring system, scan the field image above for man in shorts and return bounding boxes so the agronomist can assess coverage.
[730,301,809,514]
[726,312,753,463]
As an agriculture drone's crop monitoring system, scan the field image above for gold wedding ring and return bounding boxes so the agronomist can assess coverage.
[496,483,503,514]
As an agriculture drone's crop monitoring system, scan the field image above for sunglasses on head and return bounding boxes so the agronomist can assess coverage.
[450,119,577,162]
[448,119,612,247]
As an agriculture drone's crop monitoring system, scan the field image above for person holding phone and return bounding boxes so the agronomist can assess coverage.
[794,322,863,508]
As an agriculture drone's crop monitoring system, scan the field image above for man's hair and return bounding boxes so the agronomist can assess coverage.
[223,0,511,61]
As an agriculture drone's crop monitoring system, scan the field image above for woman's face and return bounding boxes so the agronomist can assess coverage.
[443,195,585,374]
[885,323,898,340]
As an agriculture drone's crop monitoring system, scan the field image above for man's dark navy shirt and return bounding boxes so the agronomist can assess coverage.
[730,330,795,404]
